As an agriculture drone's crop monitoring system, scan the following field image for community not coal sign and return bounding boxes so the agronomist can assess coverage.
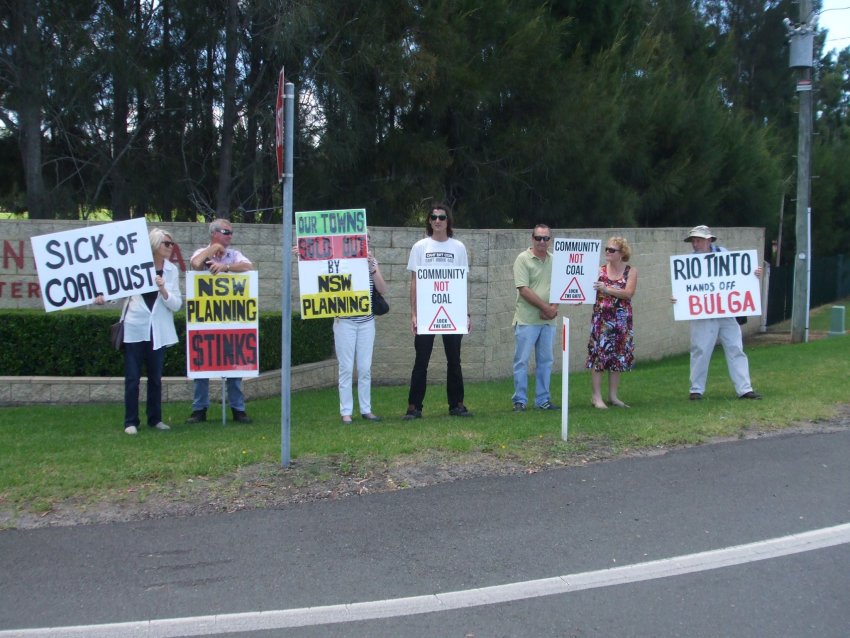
[30,219,156,312]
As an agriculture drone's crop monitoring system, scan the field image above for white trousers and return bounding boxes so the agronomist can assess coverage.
[333,317,376,416]
[689,317,753,396]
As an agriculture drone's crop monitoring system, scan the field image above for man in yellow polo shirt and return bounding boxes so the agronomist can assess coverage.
[511,224,560,411]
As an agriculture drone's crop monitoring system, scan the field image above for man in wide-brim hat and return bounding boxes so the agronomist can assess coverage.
[685,225,717,242]
[678,225,762,401]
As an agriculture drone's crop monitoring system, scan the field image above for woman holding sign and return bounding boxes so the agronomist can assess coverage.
[98,228,182,434]
[586,236,637,409]
[333,238,388,424]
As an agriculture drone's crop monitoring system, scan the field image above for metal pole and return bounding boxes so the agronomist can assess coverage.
[790,0,813,343]
[280,82,295,467]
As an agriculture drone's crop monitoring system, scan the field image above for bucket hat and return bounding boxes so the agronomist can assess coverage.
[685,225,717,242]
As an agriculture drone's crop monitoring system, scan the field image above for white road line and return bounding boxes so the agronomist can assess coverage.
[4,522,850,638]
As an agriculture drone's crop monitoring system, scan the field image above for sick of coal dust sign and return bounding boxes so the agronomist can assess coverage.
[185,271,259,378]
[669,249,761,321]
[296,208,370,319]
[30,218,156,311]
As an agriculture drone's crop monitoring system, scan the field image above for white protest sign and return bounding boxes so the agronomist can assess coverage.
[297,258,371,318]
[185,271,260,379]
[415,267,468,334]
[670,249,761,321]
[30,218,156,312]
[295,208,372,319]
[549,238,602,304]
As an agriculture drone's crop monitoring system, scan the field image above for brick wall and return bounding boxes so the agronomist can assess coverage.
[1,220,765,389]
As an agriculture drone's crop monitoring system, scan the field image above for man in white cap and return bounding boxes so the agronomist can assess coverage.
[680,225,761,401]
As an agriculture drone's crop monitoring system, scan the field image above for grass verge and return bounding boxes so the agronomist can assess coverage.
[1,330,849,519]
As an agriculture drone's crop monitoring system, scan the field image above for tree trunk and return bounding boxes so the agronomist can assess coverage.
[14,0,46,218]
[110,0,131,220]
[215,0,239,219]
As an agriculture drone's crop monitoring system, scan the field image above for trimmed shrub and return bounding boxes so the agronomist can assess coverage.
[0,310,333,377]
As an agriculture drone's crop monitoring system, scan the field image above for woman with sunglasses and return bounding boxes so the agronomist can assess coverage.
[97,228,182,434]
[586,237,638,409]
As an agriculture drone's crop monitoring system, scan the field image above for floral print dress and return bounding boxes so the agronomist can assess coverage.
[585,264,634,372]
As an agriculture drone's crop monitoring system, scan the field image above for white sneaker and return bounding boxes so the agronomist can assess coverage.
[124,425,138,435]
[152,422,171,431]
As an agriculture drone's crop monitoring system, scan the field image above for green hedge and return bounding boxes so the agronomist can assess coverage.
[0,310,333,377]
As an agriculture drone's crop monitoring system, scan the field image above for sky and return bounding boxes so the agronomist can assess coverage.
[817,1,850,53]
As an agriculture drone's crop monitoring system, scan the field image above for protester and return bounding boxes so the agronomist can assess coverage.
[185,218,254,424]
[98,228,182,434]
[333,235,389,424]
[403,203,473,419]
[511,224,560,412]
[586,236,638,409]
[674,225,761,401]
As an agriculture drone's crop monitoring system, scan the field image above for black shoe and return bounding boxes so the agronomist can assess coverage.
[738,391,762,400]
[689,393,702,401]
[361,413,382,422]
[402,408,422,420]
[513,402,526,412]
[185,409,207,424]
[231,408,253,423]
[449,405,474,417]
[535,401,560,411]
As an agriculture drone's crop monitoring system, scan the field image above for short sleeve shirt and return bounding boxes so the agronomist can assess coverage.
[406,236,469,271]
[191,246,251,267]
[513,248,555,326]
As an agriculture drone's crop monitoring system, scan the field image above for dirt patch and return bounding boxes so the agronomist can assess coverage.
[744,329,834,345]
[4,407,850,530]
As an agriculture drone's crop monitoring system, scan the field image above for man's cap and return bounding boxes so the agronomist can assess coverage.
[685,225,717,242]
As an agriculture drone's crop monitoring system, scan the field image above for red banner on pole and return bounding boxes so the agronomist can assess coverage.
[275,67,285,183]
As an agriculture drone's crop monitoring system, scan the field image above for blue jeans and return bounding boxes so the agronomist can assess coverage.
[192,378,246,412]
[512,324,555,407]
[124,340,166,427]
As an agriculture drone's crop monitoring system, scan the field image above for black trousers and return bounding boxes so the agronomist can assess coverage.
[407,333,464,411]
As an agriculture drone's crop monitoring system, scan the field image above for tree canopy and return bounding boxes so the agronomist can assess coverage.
[0,0,847,260]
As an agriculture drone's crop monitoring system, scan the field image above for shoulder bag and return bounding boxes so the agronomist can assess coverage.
[372,291,390,316]
[109,300,129,351]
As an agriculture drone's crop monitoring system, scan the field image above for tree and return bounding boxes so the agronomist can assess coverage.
[1,0,47,217]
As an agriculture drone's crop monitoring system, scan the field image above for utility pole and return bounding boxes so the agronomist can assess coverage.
[787,1,815,343]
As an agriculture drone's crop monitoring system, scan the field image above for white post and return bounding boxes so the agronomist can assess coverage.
[221,381,226,424]
[561,316,569,442]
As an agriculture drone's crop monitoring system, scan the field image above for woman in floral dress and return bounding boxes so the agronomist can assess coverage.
[586,236,638,409]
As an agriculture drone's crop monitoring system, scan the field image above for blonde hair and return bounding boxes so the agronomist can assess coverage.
[149,227,173,251]
[608,236,631,262]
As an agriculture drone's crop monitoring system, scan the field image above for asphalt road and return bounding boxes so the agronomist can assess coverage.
[2,429,849,637]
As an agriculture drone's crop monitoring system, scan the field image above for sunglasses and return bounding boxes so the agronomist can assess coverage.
[605,247,620,253]
[430,214,447,221]
[162,241,175,248]
[533,235,551,242]
[215,229,233,235]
